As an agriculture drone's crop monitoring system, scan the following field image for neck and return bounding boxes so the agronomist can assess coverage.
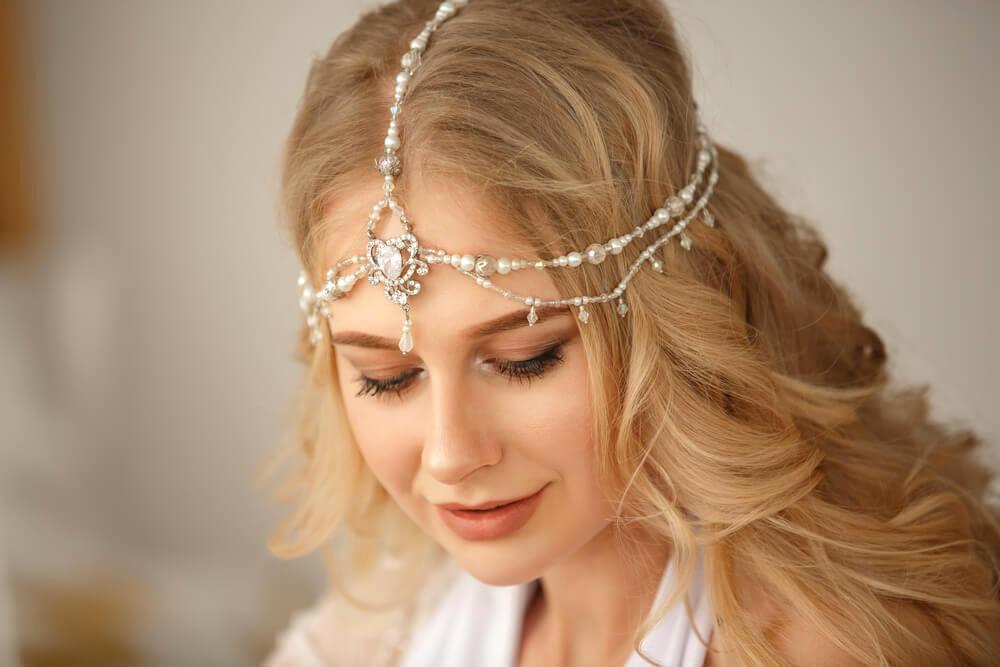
[518,524,671,665]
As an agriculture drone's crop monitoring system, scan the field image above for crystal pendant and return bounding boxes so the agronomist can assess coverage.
[651,258,664,273]
[617,299,629,317]
[526,305,538,326]
[398,326,413,354]
[702,211,715,228]
[375,242,403,280]
[577,306,590,324]
[680,234,693,251]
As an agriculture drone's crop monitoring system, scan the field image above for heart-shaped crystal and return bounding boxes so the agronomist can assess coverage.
[375,242,403,280]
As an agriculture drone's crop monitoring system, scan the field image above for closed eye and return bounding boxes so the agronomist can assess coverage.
[353,340,567,402]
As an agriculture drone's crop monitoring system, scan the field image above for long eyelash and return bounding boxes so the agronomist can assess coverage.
[355,368,420,400]
[354,341,567,401]
[494,342,566,388]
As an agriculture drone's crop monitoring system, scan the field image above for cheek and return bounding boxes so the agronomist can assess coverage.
[333,343,608,528]
[524,356,609,518]
[333,358,422,507]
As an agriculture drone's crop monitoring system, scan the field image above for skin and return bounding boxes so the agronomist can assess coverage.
[319,172,860,667]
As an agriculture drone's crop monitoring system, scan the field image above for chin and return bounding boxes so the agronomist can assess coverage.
[440,529,564,587]
[454,551,544,587]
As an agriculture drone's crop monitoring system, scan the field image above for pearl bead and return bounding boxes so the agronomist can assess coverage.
[609,238,624,254]
[460,254,476,271]
[497,257,511,274]
[667,196,684,216]
[475,254,497,276]
[567,252,582,267]
[385,135,400,150]
[586,243,606,264]
[450,255,460,267]
[655,207,671,222]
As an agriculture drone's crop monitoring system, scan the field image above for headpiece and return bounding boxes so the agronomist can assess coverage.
[297,0,720,354]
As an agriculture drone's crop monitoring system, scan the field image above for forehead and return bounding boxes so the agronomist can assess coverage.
[317,171,566,341]
[320,170,533,263]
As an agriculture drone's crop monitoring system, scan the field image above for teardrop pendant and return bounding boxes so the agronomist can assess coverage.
[680,234,693,251]
[577,306,590,324]
[617,298,629,318]
[399,329,413,354]
[398,314,413,354]
[702,210,715,228]
[527,304,538,326]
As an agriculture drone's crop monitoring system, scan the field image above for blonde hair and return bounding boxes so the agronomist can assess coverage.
[264,0,1000,664]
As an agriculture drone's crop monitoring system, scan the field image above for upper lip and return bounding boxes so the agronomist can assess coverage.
[438,487,542,511]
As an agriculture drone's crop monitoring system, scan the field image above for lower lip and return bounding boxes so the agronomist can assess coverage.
[437,485,547,541]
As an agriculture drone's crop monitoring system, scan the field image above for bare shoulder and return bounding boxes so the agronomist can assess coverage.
[703,617,864,667]
[701,585,865,667]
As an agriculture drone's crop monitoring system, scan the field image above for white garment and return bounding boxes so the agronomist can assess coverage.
[263,547,714,667]
[399,546,714,667]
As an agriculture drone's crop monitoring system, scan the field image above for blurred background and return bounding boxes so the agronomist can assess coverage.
[0,1,997,665]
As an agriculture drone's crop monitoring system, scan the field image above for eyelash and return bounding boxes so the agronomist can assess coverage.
[353,341,567,401]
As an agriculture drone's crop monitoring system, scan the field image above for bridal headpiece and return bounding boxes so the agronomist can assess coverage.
[297,0,721,354]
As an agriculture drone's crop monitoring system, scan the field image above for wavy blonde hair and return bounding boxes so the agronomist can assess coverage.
[264,0,1000,664]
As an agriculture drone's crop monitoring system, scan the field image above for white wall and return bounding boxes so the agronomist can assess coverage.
[671,1,999,460]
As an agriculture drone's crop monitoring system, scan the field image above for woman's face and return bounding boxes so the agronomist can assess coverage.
[321,174,616,586]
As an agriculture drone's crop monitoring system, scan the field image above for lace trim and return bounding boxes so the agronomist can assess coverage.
[261,558,461,667]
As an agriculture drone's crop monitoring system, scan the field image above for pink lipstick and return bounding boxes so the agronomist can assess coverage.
[436,484,547,541]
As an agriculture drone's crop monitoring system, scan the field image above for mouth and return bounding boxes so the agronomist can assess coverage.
[435,484,548,541]
[438,490,540,512]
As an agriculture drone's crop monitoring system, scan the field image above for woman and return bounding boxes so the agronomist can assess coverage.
[262,0,1000,665]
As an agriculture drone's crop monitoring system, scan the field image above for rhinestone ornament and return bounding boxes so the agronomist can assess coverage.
[296,0,723,355]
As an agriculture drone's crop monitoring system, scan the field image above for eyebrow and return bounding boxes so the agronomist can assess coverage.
[329,303,571,350]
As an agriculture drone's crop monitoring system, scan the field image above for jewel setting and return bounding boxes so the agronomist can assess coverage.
[296,0,723,356]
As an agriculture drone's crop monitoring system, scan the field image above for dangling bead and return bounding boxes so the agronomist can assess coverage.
[680,233,693,251]
[577,305,590,324]
[702,210,716,228]
[651,258,664,273]
[617,298,629,318]
[526,304,538,326]
[398,315,413,354]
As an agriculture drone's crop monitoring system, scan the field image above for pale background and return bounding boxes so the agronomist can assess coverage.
[1,1,997,665]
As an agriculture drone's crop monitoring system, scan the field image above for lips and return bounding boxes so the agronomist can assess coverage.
[438,491,537,511]
[436,484,548,541]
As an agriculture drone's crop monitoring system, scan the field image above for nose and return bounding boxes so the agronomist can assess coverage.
[422,374,502,485]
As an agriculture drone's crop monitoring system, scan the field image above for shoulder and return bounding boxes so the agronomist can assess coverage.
[704,618,864,667]
[260,591,406,667]
[262,558,461,667]
[769,616,867,667]
[704,582,866,667]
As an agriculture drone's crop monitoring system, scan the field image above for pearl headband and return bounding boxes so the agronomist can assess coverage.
[297,0,721,354]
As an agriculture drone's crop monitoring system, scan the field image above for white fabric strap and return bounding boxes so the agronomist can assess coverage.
[399,546,713,667]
